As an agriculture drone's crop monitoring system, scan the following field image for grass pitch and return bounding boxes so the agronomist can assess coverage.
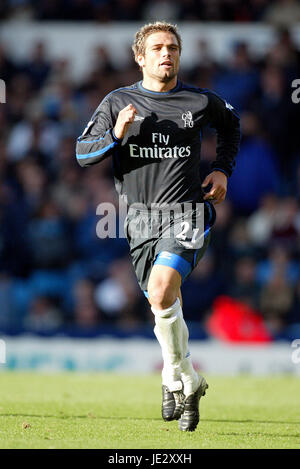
[0,372,299,449]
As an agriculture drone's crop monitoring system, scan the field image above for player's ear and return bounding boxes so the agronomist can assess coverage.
[137,54,145,68]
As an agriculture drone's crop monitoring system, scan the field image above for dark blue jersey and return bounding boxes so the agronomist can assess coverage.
[76,80,240,207]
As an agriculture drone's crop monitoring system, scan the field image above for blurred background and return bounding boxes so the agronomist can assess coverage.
[0,0,300,373]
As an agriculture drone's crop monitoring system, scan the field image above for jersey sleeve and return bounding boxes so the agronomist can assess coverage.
[76,97,121,167]
[206,92,241,178]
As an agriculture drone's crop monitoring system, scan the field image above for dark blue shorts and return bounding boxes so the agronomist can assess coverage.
[124,201,216,294]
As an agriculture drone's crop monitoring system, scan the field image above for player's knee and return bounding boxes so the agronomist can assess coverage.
[148,283,177,310]
[152,298,181,321]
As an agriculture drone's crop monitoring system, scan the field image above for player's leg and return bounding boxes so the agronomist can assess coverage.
[148,242,210,430]
[148,264,201,388]
[147,264,183,388]
[176,260,209,432]
[147,264,186,420]
[177,288,201,398]
[178,291,208,431]
[176,285,209,432]
[175,287,208,430]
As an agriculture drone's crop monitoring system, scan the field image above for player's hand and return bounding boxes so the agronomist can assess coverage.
[113,104,137,140]
[202,170,228,204]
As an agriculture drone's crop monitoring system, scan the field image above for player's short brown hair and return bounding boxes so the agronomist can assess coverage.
[132,21,182,61]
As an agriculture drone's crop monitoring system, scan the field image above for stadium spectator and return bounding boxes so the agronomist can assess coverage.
[14,159,48,213]
[213,41,259,111]
[226,111,281,213]
[288,279,300,324]
[7,107,62,163]
[228,256,261,310]
[227,218,257,261]
[259,273,294,333]
[180,250,226,321]
[115,0,143,21]
[0,44,18,84]
[252,64,298,179]
[187,39,219,89]
[22,41,52,91]
[209,200,234,274]
[142,0,181,22]
[270,197,299,249]
[263,0,300,26]
[27,198,73,269]
[246,193,278,248]
[257,244,300,286]
[72,279,100,328]
[94,258,148,326]
[0,273,17,329]
[24,295,63,331]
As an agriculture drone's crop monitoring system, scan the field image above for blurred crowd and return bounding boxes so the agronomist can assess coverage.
[0,21,300,339]
[2,0,300,25]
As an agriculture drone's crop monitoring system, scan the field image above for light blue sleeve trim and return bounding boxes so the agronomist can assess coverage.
[76,141,117,159]
[77,129,110,144]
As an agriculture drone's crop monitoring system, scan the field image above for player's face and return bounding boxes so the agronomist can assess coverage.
[138,32,180,83]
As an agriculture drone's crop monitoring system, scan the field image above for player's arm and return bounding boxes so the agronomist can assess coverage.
[76,98,136,168]
[76,97,118,167]
[202,92,241,204]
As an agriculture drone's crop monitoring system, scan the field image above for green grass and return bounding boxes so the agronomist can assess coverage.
[0,372,299,449]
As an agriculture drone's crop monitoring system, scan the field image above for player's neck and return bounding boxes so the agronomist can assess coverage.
[141,76,178,93]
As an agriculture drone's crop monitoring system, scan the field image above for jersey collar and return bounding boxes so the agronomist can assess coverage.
[137,80,182,95]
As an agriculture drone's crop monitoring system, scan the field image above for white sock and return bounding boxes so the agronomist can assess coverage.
[152,298,184,392]
[152,298,199,395]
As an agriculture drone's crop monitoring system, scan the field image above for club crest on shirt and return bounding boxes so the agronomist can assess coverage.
[182,111,194,128]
